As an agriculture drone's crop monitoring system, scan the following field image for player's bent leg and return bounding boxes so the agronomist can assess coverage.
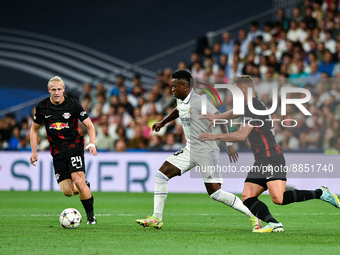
[59,179,76,197]
[280,185,338,207]
[71,171,96,225]
[242,182,282,231]
[159,160,181,179]
[72,171,91,200]
[206,183,261,231]
[136,161,181,229]
[241,182,265,202]
[266,180,286,205]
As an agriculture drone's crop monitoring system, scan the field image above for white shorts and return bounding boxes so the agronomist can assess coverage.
[166,147,223,184]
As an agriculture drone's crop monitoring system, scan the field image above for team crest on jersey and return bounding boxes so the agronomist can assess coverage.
[188,108,193,114]
[63,112,71,119]
[55,173,60,180]
[80,111,87,116]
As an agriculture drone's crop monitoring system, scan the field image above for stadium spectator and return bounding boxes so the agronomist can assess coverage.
[115,139,127,152]
[287,20,300,42]
[90,92,110,120]
[162,132,183,151]
[304,6,317,29]
[96,122,115,150]
[221,32,234,56]
[148,134,163,151]
[162,68,173,88]
[79,83,92,103]
[292,7,304,23]
[110,75,131,97]
[177,61,187,70]
[119,93,134,116]
[324,30,336,53]
[212,42,222,63]
[92,83,107,104]
[312,0,325,25]
[8,126,20,150]
[318,50,335,76]
[141,92,162,115]
[276,8,290,30]
[131,74,146,97]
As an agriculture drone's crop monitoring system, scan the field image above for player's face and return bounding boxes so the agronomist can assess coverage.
[172,79,188,100]
[49,81,65,105]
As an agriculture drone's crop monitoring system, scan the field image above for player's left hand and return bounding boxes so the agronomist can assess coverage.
[226,145,239,163]
[85,143,98,156]
[198,133,216,142]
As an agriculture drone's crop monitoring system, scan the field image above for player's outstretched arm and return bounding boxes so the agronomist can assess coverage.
[82,117,97,156]
[152,107,179,132]
[199,110,242,128]
[199,124,253,143]
[30,122,42,166]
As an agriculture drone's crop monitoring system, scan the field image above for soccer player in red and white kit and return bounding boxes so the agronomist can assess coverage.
[30,76,98,224]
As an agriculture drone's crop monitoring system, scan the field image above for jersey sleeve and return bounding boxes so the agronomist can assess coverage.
[75,102,89,122]
[33,104,43,124]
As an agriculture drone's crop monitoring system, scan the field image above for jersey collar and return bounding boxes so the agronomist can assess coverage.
[181,89,194,104]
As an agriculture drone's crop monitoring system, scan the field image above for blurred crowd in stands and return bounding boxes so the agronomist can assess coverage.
[1,0,340,154]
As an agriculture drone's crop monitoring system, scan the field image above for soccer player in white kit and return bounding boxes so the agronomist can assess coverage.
[136,70,261,231]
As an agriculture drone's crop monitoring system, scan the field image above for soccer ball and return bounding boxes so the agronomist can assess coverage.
[59,208,82,229]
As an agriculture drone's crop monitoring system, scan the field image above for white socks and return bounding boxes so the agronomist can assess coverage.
[210,189,254,218]
[153,171,169,220]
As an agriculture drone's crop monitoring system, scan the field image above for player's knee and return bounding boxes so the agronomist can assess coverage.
[242,193,251,202]
[61,188,73,197]
[73,178,85,191]
[271,196,283,205]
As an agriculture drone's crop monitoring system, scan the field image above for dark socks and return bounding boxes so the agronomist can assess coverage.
[81,196,94,218]
[243,197,279,223]
[282,189,322,205]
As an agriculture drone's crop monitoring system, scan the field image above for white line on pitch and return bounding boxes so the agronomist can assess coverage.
[2,212,339,217]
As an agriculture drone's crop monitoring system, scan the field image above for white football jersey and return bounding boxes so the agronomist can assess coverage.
[176,89,223,153]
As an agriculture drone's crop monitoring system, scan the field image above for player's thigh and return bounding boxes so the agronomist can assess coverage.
[204,183,221,195]
[53,152,72,183]
[159,161,181,179]
[266,180,286,205]
[242,182,266,201]
[165,148,195,178]
[67,150,85,174]
[195,150,223,184]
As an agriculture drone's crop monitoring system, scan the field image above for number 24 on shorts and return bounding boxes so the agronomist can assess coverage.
[71,156,83,169]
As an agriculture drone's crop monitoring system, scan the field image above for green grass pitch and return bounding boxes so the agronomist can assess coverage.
[0,191,339,255]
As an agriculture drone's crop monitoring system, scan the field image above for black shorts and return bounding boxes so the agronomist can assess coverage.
[53,148,85,183]
[245,154,287,190]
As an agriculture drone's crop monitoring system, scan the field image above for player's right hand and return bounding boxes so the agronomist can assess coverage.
[152,122,164,132]
[30,153,38,166]
[199,111,215,128]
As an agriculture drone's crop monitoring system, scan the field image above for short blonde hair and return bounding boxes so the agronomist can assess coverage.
[47,76,64,88]
[233,75,254,89]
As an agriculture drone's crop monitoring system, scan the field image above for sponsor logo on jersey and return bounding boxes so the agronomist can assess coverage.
[80,111,87,117]
[49,122,69,130]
